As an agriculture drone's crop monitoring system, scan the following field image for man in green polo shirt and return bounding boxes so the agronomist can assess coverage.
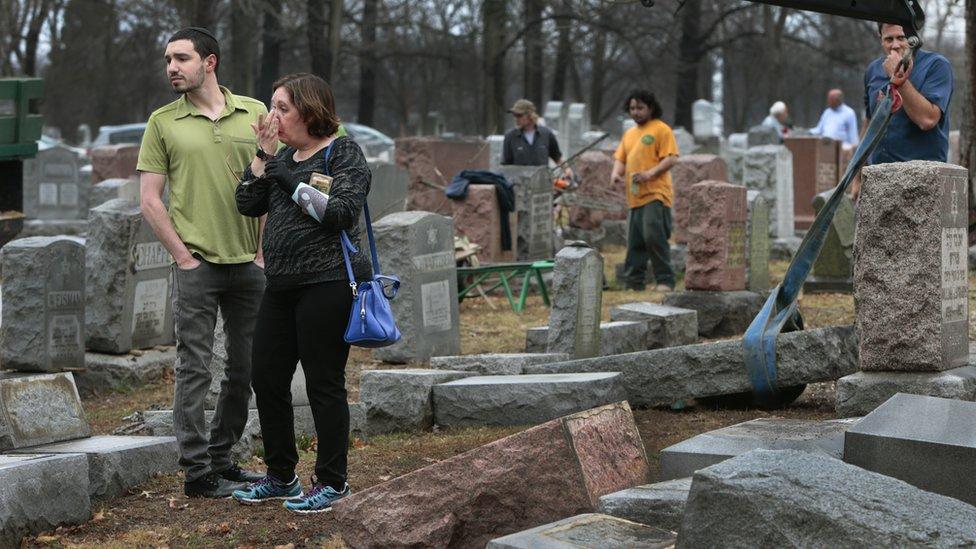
[137,27,267,498]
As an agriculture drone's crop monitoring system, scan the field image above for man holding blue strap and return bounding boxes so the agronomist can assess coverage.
[853,22,954,200]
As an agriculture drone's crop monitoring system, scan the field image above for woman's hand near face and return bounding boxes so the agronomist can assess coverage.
[252,111,279,155]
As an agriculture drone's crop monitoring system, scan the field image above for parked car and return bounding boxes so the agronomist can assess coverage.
[89,123,147,155]
[344,122,395,160]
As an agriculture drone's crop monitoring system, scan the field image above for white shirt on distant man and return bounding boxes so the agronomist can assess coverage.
[811,89,860,148]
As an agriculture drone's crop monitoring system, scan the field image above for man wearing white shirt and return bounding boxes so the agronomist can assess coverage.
[810,89,859,148]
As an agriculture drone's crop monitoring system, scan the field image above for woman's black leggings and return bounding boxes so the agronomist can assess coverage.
[251,279,353,489]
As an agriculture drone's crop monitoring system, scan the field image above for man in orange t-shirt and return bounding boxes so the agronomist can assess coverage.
[612,90,679,291]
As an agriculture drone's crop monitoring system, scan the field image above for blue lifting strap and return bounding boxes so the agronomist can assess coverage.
[742,84,900,405]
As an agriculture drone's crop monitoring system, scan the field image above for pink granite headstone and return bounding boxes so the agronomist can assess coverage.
[451,184,517,264]
[685,180,747,291]
[671,155,728,244]
[395,137,490,215]
[90,145,140,183]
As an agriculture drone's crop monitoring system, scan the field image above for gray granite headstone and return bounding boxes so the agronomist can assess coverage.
[366,161,409,221]
[745,190,770,291]
[499,165,553,261]
[804,188,854,293]
[747,124,780,146]
[844,393,976,506]
[86,198,175,353]
[609,302,697,349]
[547,245,603,358]
[0,453,91,547]
[743,145,794,239]
[0,372,91,449]
[692,99,720,140]
[599,478,691,532]
[854,162,968,372]
[543,101,567,142]
[487,134,505,171]
[673,127,697,155]
[23,144,86,220]
[1,236,85,371]
[566,103,588,156]
[90,178,133,210]
[373,211,461,363]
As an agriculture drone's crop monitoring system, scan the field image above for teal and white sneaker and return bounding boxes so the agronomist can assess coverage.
[283,479,350,514]
[232,475,303,504]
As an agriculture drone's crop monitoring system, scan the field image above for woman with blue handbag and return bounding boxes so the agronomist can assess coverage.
[232,73,371,513]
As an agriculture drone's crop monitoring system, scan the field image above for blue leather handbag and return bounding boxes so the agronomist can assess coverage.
[319,141,401,348]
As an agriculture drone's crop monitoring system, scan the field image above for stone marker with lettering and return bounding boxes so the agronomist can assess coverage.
[784,136,839,230]
[746,191,770,292]
[394,137,489,215]
[671,155,728,245]
[373,211,460,363]
[1,236,85,372]
[803,188,854,293]
[547,244,603,358]
[743,145,794,239]
[0,371,91,449]
[499,165,553,261]
[837,162,970,415]
[685,181,747,291]
[86,198,175,353]
[23,143,87,220]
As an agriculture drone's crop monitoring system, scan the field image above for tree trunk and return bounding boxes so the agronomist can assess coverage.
[357,0,377,125]
[674,0,701,130]
[329,0,343,81]
[229,0,257,96]
[523,0,544,107]
[307,0,329,79]
[551,0,572,101]
[257,0,282,105]
[482,0,506,134]
[589,6,608,126]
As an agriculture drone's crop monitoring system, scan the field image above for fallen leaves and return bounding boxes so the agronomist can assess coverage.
[167,497,189,510]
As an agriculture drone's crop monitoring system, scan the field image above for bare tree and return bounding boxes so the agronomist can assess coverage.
[482,0,507,133]
[357,0,378,124]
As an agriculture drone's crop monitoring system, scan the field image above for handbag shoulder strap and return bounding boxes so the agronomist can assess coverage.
[324,138,384,278]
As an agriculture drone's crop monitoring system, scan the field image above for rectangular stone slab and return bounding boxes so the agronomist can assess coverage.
[844,392,976,506]
[429,353,570,376]
[609,302,697,349]
[0,372,90,450]
[0,453,91,547]
[75,348,176,397]
[360,369,474,434]
[598,477,691,532]
[432,373,627,428]
[12,435,177,499]
[524,326,857,407]
[487,514,675,549]
[676,449,976,547]
[527,321,650,357]
[332,402,649,549]
[659,417,858,480]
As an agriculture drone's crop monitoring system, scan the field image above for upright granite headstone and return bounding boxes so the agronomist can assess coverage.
[23,143,86,220]
[86,199,175,353]
[394,137,490,215]
[547,244,603,358]
[743,145,794,239]
[89,178,134,211]
[804,188,854,293]
[949,130,961,165]
[854,161,968,372]
[671,155,728,245]
[685,181,747,291]
[673,128,697,156]
[692,99,720,140]
[373,212,460,363]
[90,144,139,183]
[784,136,839,230]
[451,184,517,264]
[500,165,554,261]
[487,135,505,171]
[567,151,625,231]
[745,191,770,292]
[1,236,85,372]
[366,161,409,221]
[544,101,568,141]
[566,103,589,156]
[747,125,780,146]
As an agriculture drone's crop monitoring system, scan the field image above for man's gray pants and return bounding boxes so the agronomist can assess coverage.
[171,258,265,482]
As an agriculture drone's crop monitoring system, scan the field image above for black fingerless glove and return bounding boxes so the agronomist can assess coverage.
[264,158,300,195]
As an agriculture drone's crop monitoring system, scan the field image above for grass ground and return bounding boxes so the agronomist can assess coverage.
[22,254,877,548]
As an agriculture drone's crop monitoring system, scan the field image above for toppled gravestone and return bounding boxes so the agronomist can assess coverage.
[662,290,764,338]
[599,477,691,532]
[676,449,976,547]
[659,417,858,480]
[524,326,857,407]
[359,369,474,434]
[429,353,570,376]
[333,402,649,549]
[0,372,91,450]
[0,453,91,547]
[487,513,674,549]
[609,302,698,349]
[432,372,627,428]
[844,393,976,507]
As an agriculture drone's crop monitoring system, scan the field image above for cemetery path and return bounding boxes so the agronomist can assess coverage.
[23,258,863,547]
